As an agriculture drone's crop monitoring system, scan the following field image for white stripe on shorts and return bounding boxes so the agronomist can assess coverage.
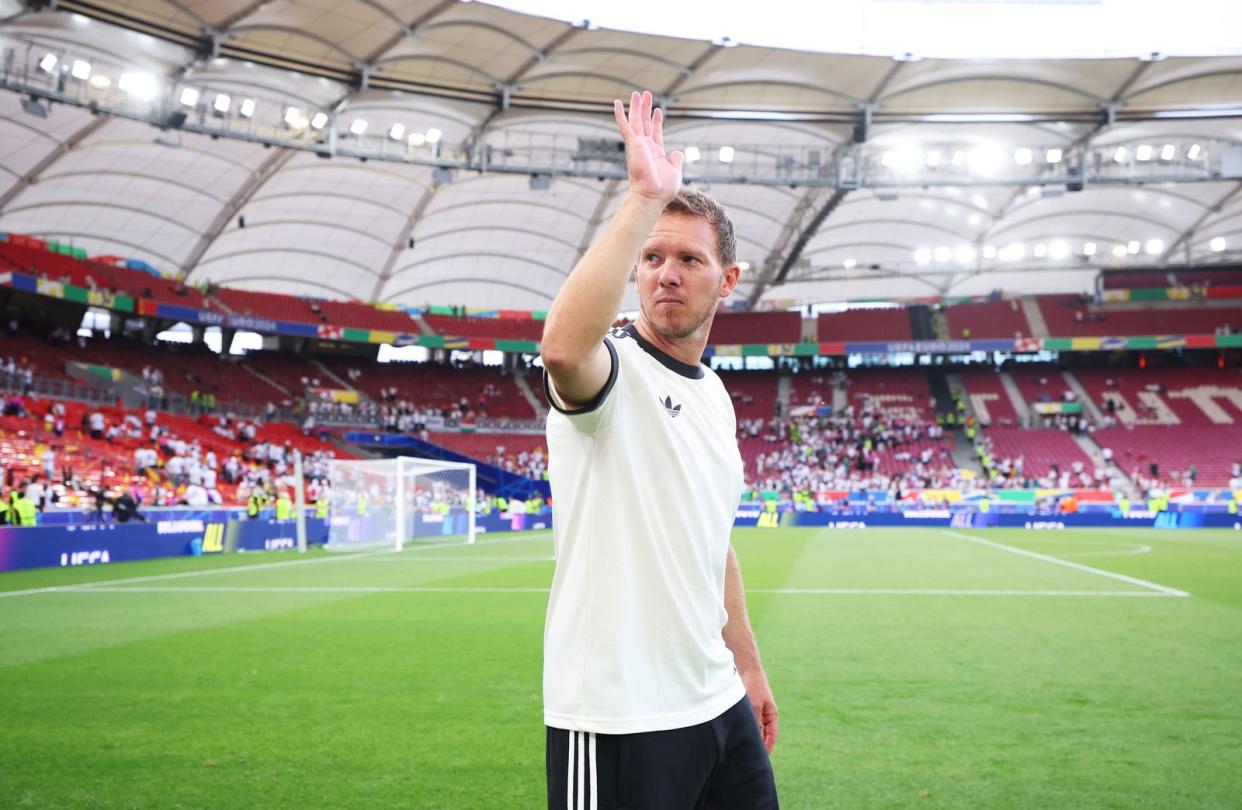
[588,732,598,810]
[576,731,585,810]
[567,730,576,809]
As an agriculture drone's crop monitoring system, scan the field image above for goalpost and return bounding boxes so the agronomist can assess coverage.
[316,456,477,551]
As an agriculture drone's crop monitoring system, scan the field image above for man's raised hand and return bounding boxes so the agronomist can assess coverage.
[613,90,683,205]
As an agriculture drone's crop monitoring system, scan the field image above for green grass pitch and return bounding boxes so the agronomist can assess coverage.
[1,526,1240,808]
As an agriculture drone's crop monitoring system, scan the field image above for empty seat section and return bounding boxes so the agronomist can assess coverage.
[818,309,911,342]
[708,312,802,344]
[945,300,1031,339]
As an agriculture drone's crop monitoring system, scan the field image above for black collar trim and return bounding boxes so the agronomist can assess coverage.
[623,323,704,380]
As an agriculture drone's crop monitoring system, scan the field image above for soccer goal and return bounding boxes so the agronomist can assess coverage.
[318,457,477,551]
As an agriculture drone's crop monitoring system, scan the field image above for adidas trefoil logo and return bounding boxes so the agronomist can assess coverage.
[661,395,682,418]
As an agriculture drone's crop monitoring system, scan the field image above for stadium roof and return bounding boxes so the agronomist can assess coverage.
[0,0,1241,312]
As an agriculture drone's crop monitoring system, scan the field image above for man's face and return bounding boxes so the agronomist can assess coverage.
[636,213,739,341]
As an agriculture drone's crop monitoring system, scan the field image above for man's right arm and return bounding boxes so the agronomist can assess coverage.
[540,90,683,409]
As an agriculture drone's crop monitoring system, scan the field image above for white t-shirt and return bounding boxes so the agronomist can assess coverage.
[542,324,746,734]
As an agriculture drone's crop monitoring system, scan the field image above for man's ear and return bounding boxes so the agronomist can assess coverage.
[720,263,741,298]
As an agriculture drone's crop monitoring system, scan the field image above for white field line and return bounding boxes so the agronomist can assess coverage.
[1061,544,1152,558]
[52,585,1174,598]
[941,530,1189,598]
[0,533,553,600]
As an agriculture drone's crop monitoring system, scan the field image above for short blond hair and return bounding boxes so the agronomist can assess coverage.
[663,189,737,268]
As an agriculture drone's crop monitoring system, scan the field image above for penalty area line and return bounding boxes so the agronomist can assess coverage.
[941,530,1189,598]
[51,586,1175,598]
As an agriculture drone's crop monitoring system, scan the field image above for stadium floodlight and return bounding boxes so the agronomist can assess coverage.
[843,258,857,269]
[1127,240,1141,254]
[1046,148,1063,164]
[1187,143,1202,160]
[285,106,307,129]
[684,146,701,162]
[933,246,951,263]
[239,98,256,118]
[1033,243,1048,258]
[967,213,982,226]
[179,87,199,107]
[738,260,751,271]
[982,245,997,259]
[1114,146,1128,163]
[1049,241,1070,260]
[1014,148,1033,166]
[71,59,91,80]
[1112,244,1128,258]
[1083,242,1097,256]
[1145,238,1163,255]
[310,112,329,130]
[213,93,231,113]
[951,149,966,167]
[407,131,426,147]
[954,245,976,264]
[349,118,368,135]
[1136,144,1153,161]
[968,145,1005,175]
[425,128,442,144]
[882,147,920,173]
[719,145,735,163]
[1210,236,1226,252]
[971,193,987,208]
[1001,242,1026,262]
[389,123,405,140]
[118,72,158,101]
[924,149,942,167]
[914,247,932,265]
[88,74,111,90]
[38,53,57,73]
[944,206,958,218]
[1160,143,1176,160]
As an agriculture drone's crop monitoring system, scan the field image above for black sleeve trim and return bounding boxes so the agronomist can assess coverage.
[542,338,619,416]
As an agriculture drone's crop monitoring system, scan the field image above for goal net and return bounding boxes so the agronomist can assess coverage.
[320,457,476,551]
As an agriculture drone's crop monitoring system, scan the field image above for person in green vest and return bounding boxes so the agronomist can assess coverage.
[247,488,268,520]
[978,499,991,514]
[315,496,330,520]
[190,390,201,414]
[1226,499,1237,516]
[275,491,293,521]
[0,492,10,526]
[13,490,37,526]
[356,490,369,517]
[496,496,509,514]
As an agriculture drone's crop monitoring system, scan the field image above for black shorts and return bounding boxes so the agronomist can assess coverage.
[546,696,778,809]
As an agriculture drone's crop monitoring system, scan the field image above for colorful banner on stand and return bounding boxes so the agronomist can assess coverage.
[4,270,1242,358]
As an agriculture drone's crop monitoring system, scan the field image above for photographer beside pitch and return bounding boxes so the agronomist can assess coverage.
[541,90,779,808]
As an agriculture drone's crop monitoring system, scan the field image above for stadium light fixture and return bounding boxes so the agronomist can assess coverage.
[1145,238,1163,255]
[425,128,443,144]
[933,246,951,263]
[954,245,976,264]
[1083,242,1097,256]
[1045,148,1063,164]
[118,72,158,102]
[1187,143,1202,160]
[1136,144,1153,161]
[982,245,997,259]
[88,74,111,90]
[967,213,981,226]
[1112,244,1127,258]
[684,146,701,162]
[349,118,368,136]
[1033,243,1047,258]
[843,258,857,269]
[1049,241,1069,260]
[968,145,1006,175]
[407,131,426,147]
[239,98,256,118]
[71,59,91,80]
[1014,148,1032,166]
[1113,146,1128,163]
[944,206,958,218]
[914,247,932,265]
[951,150,966,167]
[179,87,199,107]
[1160,144,1176,160]
[213,93,231,113]
[389,123,406,140]
[1127,240,1141,254]
[39,53,57,73]
[738,260,751,271]
[1001,242,1026,262]
[718,145,735,163]
[1210,237,1226,252]
[924,149,942,167]
[310,112,328,130]
[971,193,987,209]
